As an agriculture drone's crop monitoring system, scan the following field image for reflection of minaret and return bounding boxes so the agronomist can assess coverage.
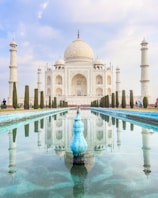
[45,116,52,149]
[8,129,17,179]
[38,128,42,147]
[8,40,18,105]
[141,128,151,177]
[140,39,150,101]
[116,120,121,148]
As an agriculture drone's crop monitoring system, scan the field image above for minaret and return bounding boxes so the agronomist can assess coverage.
[140,39,150,101]
[8,41,18,106]
[37,67,42,93]
[116,66,121,98]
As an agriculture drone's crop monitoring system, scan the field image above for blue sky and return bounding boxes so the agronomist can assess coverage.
[0,0,158,103]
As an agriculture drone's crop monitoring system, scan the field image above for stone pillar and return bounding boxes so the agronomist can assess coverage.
[140,39,150,101]
[116,66,121,98]
[8,41,18,106]
[37,67,42,102]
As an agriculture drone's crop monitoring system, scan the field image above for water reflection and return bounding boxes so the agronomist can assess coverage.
[142,128,151,176]
[71,165,88,197]
[8,129,17,178]
[4,109,156,197]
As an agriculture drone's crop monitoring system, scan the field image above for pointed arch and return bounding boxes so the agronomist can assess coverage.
[96,88,103,96]
[71,74,87,96]
[56,75,62,85]
[96,75,103,84]
[56,88,62,96]
[107,88,111,95]
[47,88,51,96]
[107,75,111,85]
[47,76,51,85]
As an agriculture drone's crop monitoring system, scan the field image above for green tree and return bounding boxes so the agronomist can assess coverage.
[24,124,29,137]
[116,91,119,108]
[49,96,51,108]
[121,90,126,108]
[111,93,115,108]
[54,97,57,108]
[12,82,18,109]
[130,90,134,108]
[34,89,38,109]
[143,96,148,108]
[24,85,29,109]
[105,95,109,108]
[40,91,44,109]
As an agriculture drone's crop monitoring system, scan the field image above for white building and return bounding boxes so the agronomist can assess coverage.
[8,34,150,106]
[44,34,113,106]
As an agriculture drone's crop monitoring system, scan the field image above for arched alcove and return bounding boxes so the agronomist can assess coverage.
[56,88,62,96]
[107,88,111,95]
[56,75,62,84]
[71,74,87,96]
[96,88,103,96]
[107,76,111,85]
[47,76,51,85]
[96,75,103,84]
[47,88,51,96]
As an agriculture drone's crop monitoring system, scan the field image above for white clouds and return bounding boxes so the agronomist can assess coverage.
[58,0,144,23]
[38,1,49,19]
[0,0,158,101]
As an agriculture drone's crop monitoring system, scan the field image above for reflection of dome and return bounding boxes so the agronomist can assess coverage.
[64,38,94,64]
[54,145,65,157]
[94,144,105,155]
[64,151,95,171]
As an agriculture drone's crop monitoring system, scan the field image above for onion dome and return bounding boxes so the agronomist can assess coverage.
[64,37,94,64]
[93,58,104,65]
[54,59,65,66]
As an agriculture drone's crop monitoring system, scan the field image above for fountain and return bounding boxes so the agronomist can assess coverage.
[70,107,88,165]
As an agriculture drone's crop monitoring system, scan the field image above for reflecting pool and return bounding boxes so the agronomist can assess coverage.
[1,109,158,198]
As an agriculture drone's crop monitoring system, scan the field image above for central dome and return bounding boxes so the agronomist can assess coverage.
[64,38,94,64]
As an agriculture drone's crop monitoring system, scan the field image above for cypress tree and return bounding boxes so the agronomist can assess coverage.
[13,128,17,142]
[122,120,126,130]
[106,95,110,108]
[116,91,119,108]
[34,121,39,132]
[143,96,148,108]
[60,100,62,107]
[40,91,44,109]
[130,90,134,108]
[34,89,38,109]
[121,90,126,108]
[52,100,54,108]
[24,85,29,109]
[54,97,57,108]
[111,93,115,108]
[12,82,18,109]
[24,124,29,137]
[49,96,51,108]
[40,119,44,129]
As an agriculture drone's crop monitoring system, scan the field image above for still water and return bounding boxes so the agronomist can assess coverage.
[0,109,158,198]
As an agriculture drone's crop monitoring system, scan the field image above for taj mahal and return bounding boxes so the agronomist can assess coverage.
[7,33,150,106]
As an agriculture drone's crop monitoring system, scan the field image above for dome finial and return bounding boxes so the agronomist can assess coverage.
[77,30,80,39]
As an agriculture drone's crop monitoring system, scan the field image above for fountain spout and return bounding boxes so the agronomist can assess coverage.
[70,108,88,165]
